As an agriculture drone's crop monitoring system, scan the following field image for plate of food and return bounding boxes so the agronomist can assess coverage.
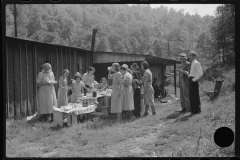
[62,105,72,111]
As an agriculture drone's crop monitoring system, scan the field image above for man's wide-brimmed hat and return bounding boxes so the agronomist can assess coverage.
[121,64,128,70]
[179,53,188,59]
[131,63,139,68]
[188,51,197,55]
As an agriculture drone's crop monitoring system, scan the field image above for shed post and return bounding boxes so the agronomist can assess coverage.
[6,40,9,118]
[174,63,177,96]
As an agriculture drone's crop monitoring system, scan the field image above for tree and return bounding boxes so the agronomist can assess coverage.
[210,4,235,64]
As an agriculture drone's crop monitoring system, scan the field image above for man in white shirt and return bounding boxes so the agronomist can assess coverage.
[187,51,203,115]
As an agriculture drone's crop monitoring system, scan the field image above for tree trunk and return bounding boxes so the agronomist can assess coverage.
[222,38,226,64]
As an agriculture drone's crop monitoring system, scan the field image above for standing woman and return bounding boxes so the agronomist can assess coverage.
[131,63,142,118]
[109,63,123,121]
[141,61,156,116]
[82,67,95,95]
[120,64,135,120]
[37,63,57,122]
[57,69,70,108]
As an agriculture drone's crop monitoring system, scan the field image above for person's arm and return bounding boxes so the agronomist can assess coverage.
[192,62,203,82]
[108,70,113,79]
[36,72,51,87]
[118,73,123,97]
[101,83,109,90]
[81,82,89,91]
[142,72,148,93]
[71,82,75,92]
[82,74,87,84]
[122,75,129,87]
[59,77,68,90]
[50,71,57,84]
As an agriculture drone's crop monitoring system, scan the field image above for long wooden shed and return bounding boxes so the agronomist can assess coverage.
[4,36,180,119]
[4,36,92,118]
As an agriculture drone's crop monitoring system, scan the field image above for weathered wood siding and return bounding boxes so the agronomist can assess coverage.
[5,37,91,118]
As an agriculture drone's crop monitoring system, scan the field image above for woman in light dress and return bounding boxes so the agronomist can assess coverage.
[57,69,70,108]
[82,67,95,95]
[141,61,156,116]
[120,64,135,120]
[109,63,123,121]
[36,63,57,122]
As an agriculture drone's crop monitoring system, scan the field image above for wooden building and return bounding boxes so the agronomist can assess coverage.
[93,51,181,96]
[4,36,180,119]
[5,36,92,118]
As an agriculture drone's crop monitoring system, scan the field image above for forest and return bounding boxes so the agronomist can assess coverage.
[6,4,235,66]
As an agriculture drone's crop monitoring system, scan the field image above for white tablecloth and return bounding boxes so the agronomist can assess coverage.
[53,104,97,115]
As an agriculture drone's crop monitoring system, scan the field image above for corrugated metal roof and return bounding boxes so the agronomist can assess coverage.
[5,36,91,52]
[93,51,180,65]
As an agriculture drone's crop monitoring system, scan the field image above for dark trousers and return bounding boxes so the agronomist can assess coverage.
[189,77,201,114]
[133,88,141,118]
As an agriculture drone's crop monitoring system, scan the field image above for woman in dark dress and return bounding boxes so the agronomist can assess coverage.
[131,63,142,118]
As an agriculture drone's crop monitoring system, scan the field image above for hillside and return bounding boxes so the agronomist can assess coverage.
[6,4,214,59]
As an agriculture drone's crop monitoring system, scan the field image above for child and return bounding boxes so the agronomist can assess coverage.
[57,69,69,108]
[71,72,89,103]
[98,77,109,91]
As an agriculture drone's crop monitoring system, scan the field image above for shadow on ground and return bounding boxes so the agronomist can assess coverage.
[174,114,193,123]
[165,112,182,119]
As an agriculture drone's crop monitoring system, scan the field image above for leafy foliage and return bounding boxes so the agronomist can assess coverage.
[6,4,215,59]
[210,4,235,64]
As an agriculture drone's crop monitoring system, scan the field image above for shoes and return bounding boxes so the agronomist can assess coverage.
[190,111,201,116]
[152,112,156,116]
[143,112,149,117]
[129,116,136,121]
[179,109,187,113]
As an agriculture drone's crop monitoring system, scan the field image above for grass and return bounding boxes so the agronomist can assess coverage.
[6,68,235,157]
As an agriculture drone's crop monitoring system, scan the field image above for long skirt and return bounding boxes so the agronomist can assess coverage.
[121,85,134,111]
[189,77,201,114]
[111,86,122,113]
[133,88,141,118]
[144,86,155,106]
[37,85,57,114]
[57,87,68,108]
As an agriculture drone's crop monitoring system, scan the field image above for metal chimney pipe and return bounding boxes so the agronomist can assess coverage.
[90,28,98,66]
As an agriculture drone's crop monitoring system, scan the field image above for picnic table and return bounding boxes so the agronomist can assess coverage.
[53,90,112,127]
[53,104,97,127]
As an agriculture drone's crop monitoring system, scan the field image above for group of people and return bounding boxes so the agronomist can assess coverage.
[36,60,157,122]
[177,51,203,115]
[108,61,156,121]
[36,50,203,122]
[152,76,170,98]
[36,64,97,122]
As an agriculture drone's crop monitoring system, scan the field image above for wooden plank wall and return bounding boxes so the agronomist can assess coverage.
[6,37,91,118]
